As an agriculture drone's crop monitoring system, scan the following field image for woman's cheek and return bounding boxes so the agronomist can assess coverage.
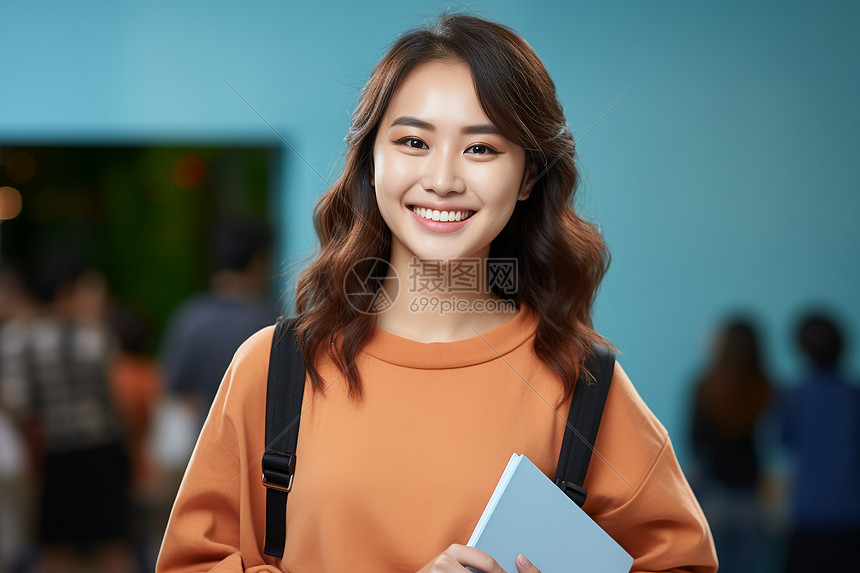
[390,153,420,179]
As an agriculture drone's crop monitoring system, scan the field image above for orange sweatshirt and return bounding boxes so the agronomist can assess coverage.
[157,308,717,572]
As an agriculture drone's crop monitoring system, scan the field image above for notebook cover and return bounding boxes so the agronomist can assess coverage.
[467,453,633,572]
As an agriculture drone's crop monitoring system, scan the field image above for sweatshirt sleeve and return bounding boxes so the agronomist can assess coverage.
[156,326,281,573]
[602,437,717,572]
[585,364,718,573]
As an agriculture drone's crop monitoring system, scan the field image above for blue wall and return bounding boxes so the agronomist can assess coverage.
[2,1,858,465]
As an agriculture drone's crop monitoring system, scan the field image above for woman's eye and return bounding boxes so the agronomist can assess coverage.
[466,144,497,155]
[396,137,427,149]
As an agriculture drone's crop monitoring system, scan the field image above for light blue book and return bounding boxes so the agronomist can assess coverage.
[467,453,633,572]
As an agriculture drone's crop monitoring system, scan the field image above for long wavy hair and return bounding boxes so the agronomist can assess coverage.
[294,14,610,399]
[694,320,772,439]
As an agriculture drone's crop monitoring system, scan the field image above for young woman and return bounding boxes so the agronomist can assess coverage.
[690,320,772,573]
[157,14,717,573]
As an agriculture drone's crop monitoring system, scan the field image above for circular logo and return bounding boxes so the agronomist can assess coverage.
[343,257,399,315]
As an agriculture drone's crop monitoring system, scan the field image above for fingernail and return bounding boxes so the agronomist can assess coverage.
[517,554,532,569]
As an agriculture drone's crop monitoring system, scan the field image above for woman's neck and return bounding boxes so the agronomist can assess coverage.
[373,254,518,343]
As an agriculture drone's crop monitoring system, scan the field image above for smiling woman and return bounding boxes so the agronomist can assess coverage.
[372,60,529,265]
[157,14,718,573]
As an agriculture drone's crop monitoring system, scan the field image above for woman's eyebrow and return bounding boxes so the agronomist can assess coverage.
[390,116,434,130]
[389,116,502,137]
[461,124,502,136]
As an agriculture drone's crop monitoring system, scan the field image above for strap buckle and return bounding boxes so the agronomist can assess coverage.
[555,479,588,507]
[262,451,296,493]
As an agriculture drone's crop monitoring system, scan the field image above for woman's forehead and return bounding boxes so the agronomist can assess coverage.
[382,60,493,129]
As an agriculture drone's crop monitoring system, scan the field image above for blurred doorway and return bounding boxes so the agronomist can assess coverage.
[0,143,280,348]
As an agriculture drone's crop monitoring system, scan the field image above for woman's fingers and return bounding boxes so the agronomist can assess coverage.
[417,544,540,573]
[515,554,541,573]
[417,544,507,572]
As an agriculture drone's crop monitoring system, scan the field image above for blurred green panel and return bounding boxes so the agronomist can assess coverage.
[0,144,275,351]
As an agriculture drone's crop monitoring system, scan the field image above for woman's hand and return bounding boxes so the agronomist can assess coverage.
[417,544,540,573]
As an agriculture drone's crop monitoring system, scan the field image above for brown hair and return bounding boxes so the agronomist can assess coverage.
[694,320,772,438]
[294,14,610,399]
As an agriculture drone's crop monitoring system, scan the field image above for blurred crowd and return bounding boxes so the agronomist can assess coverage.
[689,312,860,573]
[0,220,274,573]
[1,222,858,572]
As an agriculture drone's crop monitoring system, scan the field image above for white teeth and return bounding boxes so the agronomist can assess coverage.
[410,206,473,222]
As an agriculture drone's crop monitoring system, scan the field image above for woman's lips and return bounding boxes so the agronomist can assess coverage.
[408,205,475,233]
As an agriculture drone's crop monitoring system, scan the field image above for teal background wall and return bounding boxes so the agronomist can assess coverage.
[2,1,858,466]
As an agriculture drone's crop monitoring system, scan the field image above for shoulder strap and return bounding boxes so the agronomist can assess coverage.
[554,344,616,507]
[262,316,306,558]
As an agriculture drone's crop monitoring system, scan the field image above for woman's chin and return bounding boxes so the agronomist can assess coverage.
[394,243,489,266]
[405,252,481,266]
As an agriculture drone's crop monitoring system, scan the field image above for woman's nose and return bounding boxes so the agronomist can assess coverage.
[420,147,466,196]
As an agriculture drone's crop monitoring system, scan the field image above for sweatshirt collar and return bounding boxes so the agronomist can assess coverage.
[363,305,536,369]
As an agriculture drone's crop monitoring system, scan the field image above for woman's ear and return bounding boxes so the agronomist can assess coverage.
[518,161,538,200]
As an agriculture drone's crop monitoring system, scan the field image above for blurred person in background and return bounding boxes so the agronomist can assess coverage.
[109,305,164,572]
[159,218,275,432]
[778,311,860,573]
[690,318,772,573]
[0,400,28,572]
[0,261,37,324]
[153,219,275,548]
[0,250,135,573]
[0,262,37,571]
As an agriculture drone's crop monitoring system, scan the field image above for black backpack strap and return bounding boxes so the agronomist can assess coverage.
[262,316,306,558]
[555,344,616,507]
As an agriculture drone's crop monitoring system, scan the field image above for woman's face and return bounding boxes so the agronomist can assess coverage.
[372,59,529,266]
